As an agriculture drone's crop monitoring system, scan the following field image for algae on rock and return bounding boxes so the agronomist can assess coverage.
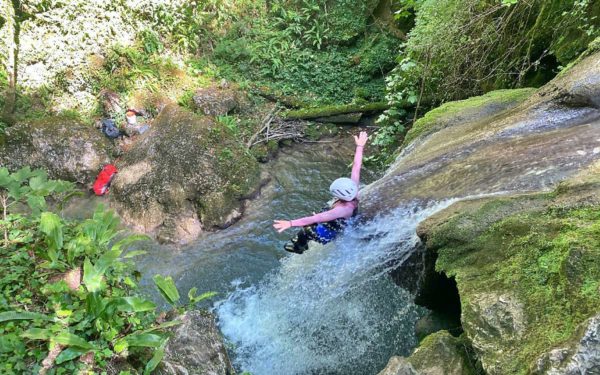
[402,88,535,148]
[417,170,600,374]
[378,331,477,375]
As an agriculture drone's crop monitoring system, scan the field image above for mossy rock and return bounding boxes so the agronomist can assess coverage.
[403,88,536,148]
[419,173,600,374]
[111,104,259,244]
[378,331,479,375]
[0,116,114,184]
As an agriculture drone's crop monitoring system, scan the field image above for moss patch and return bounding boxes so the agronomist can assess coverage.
[427,189,600,374]
[283,101,389,120]
[408,331,480,375]
[402,88,535,147]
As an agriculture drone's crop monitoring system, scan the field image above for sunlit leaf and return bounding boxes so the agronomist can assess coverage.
[22,328,52,340]
[54,331,95,350]
[83,258,104,293]
[40,212,64,252]
[114,333,165,353]
[109,297,156,313]
[0,311,52,323]
[144,339,168,375]
[153,275,180,305]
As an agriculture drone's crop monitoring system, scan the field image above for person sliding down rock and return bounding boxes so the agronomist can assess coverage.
[273,131,368,254]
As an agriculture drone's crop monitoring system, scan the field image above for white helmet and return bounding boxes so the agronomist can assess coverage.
[329,178,358,201]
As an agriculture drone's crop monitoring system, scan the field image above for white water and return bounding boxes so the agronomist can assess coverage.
[216,199,457,375]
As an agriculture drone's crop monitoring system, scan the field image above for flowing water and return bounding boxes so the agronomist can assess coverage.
[127,138,432,374]
[217,200,457,375]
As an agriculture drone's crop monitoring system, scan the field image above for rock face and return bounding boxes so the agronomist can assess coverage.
[378,331,473,375]
[534,314,600,375]
[0,116,114,183]
[111,104,259,244]
[415,169,600,374]
[369,52,600,375]
[159,310,234,375]
[6,0,188,112]
[192,87,238,116]
[362,51,600,216]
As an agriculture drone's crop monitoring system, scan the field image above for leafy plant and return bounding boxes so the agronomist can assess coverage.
[153,275,217,310]
[217,115,239,134]
[0,168,194,373]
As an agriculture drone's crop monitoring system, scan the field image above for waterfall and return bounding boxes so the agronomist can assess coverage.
[216,199,457,375]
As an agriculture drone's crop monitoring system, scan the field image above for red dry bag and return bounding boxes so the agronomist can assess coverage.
[93,164,118,196]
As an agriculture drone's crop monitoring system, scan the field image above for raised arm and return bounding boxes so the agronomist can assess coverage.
[351,131,368,185]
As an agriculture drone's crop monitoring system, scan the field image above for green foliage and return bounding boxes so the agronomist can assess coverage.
[216,115,239,134]
[146,0,260,54]
[208,0,401,105]
[373,0,599,163]
[371,55,420,162]
[152,275,217,311]
[0,168,200,373]
[396,0,600,103]
[138,29,164,55]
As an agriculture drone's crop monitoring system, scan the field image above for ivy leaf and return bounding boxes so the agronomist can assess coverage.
[26,195,46,215]
[0,167,11,187]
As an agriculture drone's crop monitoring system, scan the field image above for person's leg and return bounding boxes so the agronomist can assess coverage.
[284,225,316,254]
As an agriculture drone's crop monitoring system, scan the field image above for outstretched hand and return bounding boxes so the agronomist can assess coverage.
[273,220,292,233]
[354,131,368,147]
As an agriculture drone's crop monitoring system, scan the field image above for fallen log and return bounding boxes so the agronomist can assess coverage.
[282,102,390,121]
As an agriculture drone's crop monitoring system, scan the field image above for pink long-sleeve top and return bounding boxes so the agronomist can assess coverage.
[290,145,364,227]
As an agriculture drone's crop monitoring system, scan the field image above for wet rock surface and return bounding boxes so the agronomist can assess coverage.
[158,310,234,375]
[370,51,600,375]
[111,104,259,244]
[362,51,600,216]
[0,116,114,183]
[413,169,600,374]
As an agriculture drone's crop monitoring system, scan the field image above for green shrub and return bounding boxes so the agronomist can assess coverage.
[208,1,402,106]
[0,167,213,373]
[401,0,600,102]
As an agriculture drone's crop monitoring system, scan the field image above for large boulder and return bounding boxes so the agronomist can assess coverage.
[378,331,474,375]
[361,51,600,216]
[111,104,259,244]
[192,86,238,116]
[158,310,234,375]
[0,116,114,183]
[415,167,600,374]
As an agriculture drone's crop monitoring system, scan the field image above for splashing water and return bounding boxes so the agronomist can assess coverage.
[216,200,457,375]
